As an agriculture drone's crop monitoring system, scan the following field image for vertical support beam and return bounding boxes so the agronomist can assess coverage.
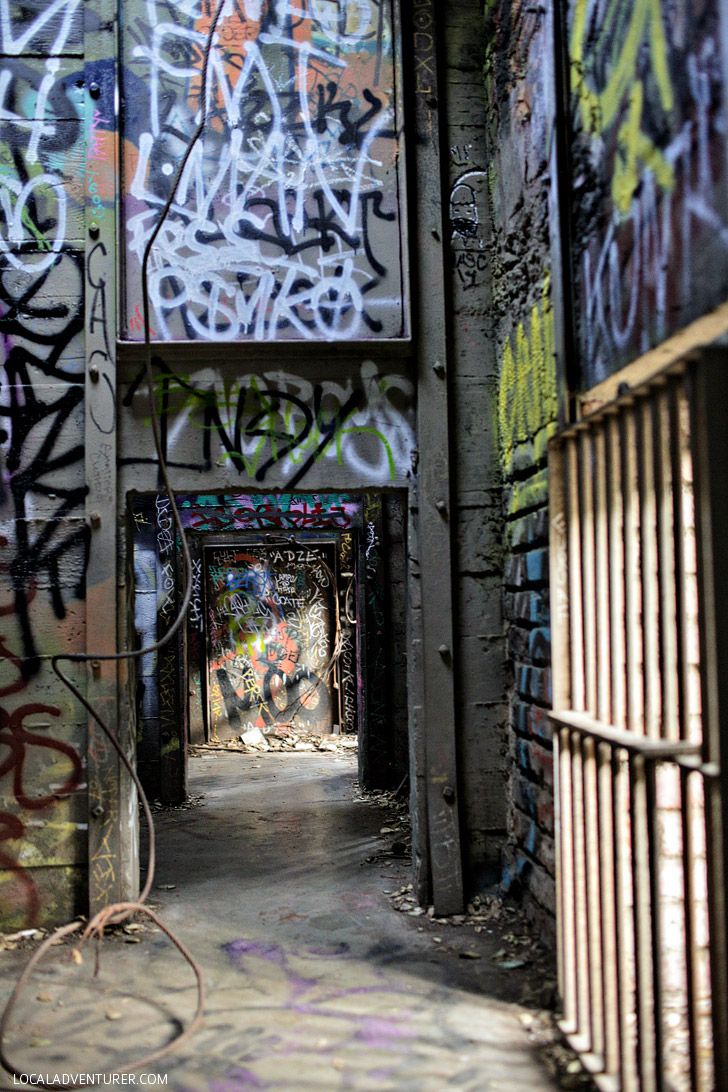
[84,0,125,912]
[688,348,728,1088]
[408,0,463,915]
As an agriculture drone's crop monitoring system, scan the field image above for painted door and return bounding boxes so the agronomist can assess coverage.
[204,541,337,740]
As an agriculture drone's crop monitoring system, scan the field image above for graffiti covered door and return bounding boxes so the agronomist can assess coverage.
[204,541,338,741]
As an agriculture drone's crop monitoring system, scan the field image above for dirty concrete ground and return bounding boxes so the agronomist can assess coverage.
[0,752,583,1090]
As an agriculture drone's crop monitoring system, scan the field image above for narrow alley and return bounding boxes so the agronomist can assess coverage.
[2,0,728,1087]
[1,751,563,1090]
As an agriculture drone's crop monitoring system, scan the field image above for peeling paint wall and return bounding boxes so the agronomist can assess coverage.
[0,0,89,928]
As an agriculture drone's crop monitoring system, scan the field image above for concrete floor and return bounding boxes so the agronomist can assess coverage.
[0,752,559,1090]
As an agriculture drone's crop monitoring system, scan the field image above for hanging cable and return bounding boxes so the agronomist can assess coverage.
[0,2,228,1085]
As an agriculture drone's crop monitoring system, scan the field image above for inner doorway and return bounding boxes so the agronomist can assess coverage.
[129,491,408,802]
[204,538,340,741]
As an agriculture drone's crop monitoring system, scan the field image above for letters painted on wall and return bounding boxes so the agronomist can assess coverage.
[120,358,415,488]
[120,0,407,342]
[569,0,728,384]
[0,0,88,927]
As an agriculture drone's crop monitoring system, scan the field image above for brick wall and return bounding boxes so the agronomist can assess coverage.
[480,0,560,931]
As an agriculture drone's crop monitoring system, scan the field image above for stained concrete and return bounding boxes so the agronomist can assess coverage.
[0,753,558,1090]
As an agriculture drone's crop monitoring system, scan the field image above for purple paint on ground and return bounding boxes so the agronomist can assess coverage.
[209,1068,267,1090]
[223,938,317,998]
[357,1016,416,1048]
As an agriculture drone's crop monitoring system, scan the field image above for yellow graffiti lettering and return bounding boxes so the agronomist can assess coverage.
[571,0,675,213]
[498,277,557,474]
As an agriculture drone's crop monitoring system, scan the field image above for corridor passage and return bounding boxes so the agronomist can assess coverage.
[1,753,559,1090]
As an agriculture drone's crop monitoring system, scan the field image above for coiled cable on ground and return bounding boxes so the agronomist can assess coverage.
[0,2,228,1084]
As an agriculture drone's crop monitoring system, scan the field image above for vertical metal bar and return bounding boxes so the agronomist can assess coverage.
[621,405,644,736]
[594,424,611,725]
[638,395,662,740]
[688,350,728,1084]
[598,741,621,1080]
[654,385,680,741]
[567,436,586,712]
[572,733,591,1047]
[582,735,605,1063]
[607,413,627,730]
[681,768,702,1092]
[668,376,690,744]
[630,753,657,1090]
[550,438,572,1008]
[85,0,127,912]
[579,428,598,717]
[408,0,463,915]
[560,727,578,1031]
[645,761,665,1092]
[614,748,638,1090]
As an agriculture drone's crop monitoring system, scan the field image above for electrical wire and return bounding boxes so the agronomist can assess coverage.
[0,2,228,1084]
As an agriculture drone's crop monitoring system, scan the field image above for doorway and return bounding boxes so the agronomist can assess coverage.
[128,491,408,803]
[203,537,340,741]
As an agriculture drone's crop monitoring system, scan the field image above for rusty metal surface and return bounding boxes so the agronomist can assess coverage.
[550,357,723,1091]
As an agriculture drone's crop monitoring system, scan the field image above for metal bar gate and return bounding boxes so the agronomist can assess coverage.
[549,351,728,1091]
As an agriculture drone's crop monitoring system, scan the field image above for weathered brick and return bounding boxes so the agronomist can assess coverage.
[507,626,530,661]
[514,737,554,783]
[510,808,556,876]
[504,589,550,626]
[503,553,527,589]
[508,507,549,550]
[513,701,553,743]
[525,548,548,583]
[505,467,549,517]
[528,626,551,665]
[516,662,552,705]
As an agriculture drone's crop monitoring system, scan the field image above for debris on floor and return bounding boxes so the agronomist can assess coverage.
[520,1012,597,1090]
[353,782,412,862]
[358,774,594,1091]
[0,928,46,951]
[149,793,206,812]
[189,729,358,756]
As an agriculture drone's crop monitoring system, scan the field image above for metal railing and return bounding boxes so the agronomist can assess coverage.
[549,351,728,1091]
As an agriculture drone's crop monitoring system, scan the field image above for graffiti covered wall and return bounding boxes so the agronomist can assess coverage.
[488,0,728,929]
[570,0,728,385]
[205,541,337,739]
[119,357,415,492]
[120,0,407,342]
[0,0,91,927]
[481,0,560,928]
[130,492,364,797]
